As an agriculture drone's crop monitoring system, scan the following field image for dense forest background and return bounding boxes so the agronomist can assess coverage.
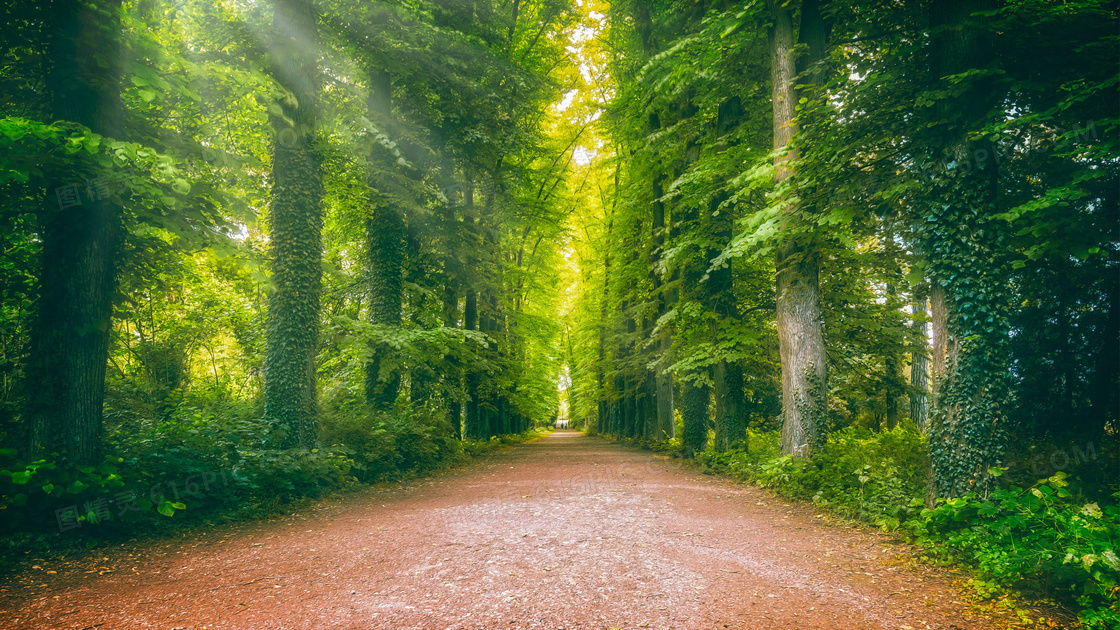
[0,0,1117,625]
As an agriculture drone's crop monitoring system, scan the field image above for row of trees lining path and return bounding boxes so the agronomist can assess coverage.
[560,0,1115,503]
[0,0,1115,623]
[4,0,579,464]
[0,0,1115,576]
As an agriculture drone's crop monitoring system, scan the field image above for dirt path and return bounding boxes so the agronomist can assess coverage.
[1,431,994,629]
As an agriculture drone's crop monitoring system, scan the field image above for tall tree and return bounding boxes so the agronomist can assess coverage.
[922,0,1010,501]
[362,67,406,410]
[262,0,324,449]
[768,0,829,457]
[710,98,747,452]
[26,0,124,464]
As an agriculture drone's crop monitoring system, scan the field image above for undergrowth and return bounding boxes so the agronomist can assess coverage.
[688,425,1120,628]
[0,390,547,561]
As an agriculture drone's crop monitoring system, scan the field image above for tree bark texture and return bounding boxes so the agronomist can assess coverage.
[714,360,746,452]
[27,0,124,464]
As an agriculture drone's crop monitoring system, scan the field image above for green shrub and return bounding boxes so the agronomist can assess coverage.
[698,425,927,526]
[232,447,354,496]
[319,403,462,482]
[0,450,130,532]
[910,472,1120,628]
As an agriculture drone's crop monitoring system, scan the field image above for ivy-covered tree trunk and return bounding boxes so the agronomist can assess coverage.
[769,0,828,457]
[923,0,1009,501]
[710,249,747,451]
[407,232,434,407]
[263,0,324,449]
[363,67,404,410]
[681,381,709,457]
[26,0,123,464]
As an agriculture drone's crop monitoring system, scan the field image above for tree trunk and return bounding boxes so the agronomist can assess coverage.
[681,381,709,457]
[407,233,433,407]
[924,0,1008,501]
[910,288,930,432]
[769,0,829,458]
[655,335,675,439]
[714,361,746,451]
[642,370,657,440]
[596,215,612,434]
[262,0,324,449]
[363,67,404,410]
[884,280,900,430]
[364,201,405,408]
[622,308,637,438]
[774,241,828,457]
[929,282,952,399]
[443,273,462,440]
[646,114,675,441]
[1090,275,1119,435]
[464,288,481,439]
[26,0,124,464]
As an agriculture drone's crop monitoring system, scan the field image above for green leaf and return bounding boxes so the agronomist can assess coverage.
[1080,502,1103,519]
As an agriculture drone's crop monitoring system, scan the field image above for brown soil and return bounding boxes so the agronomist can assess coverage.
[0,431,999,629]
